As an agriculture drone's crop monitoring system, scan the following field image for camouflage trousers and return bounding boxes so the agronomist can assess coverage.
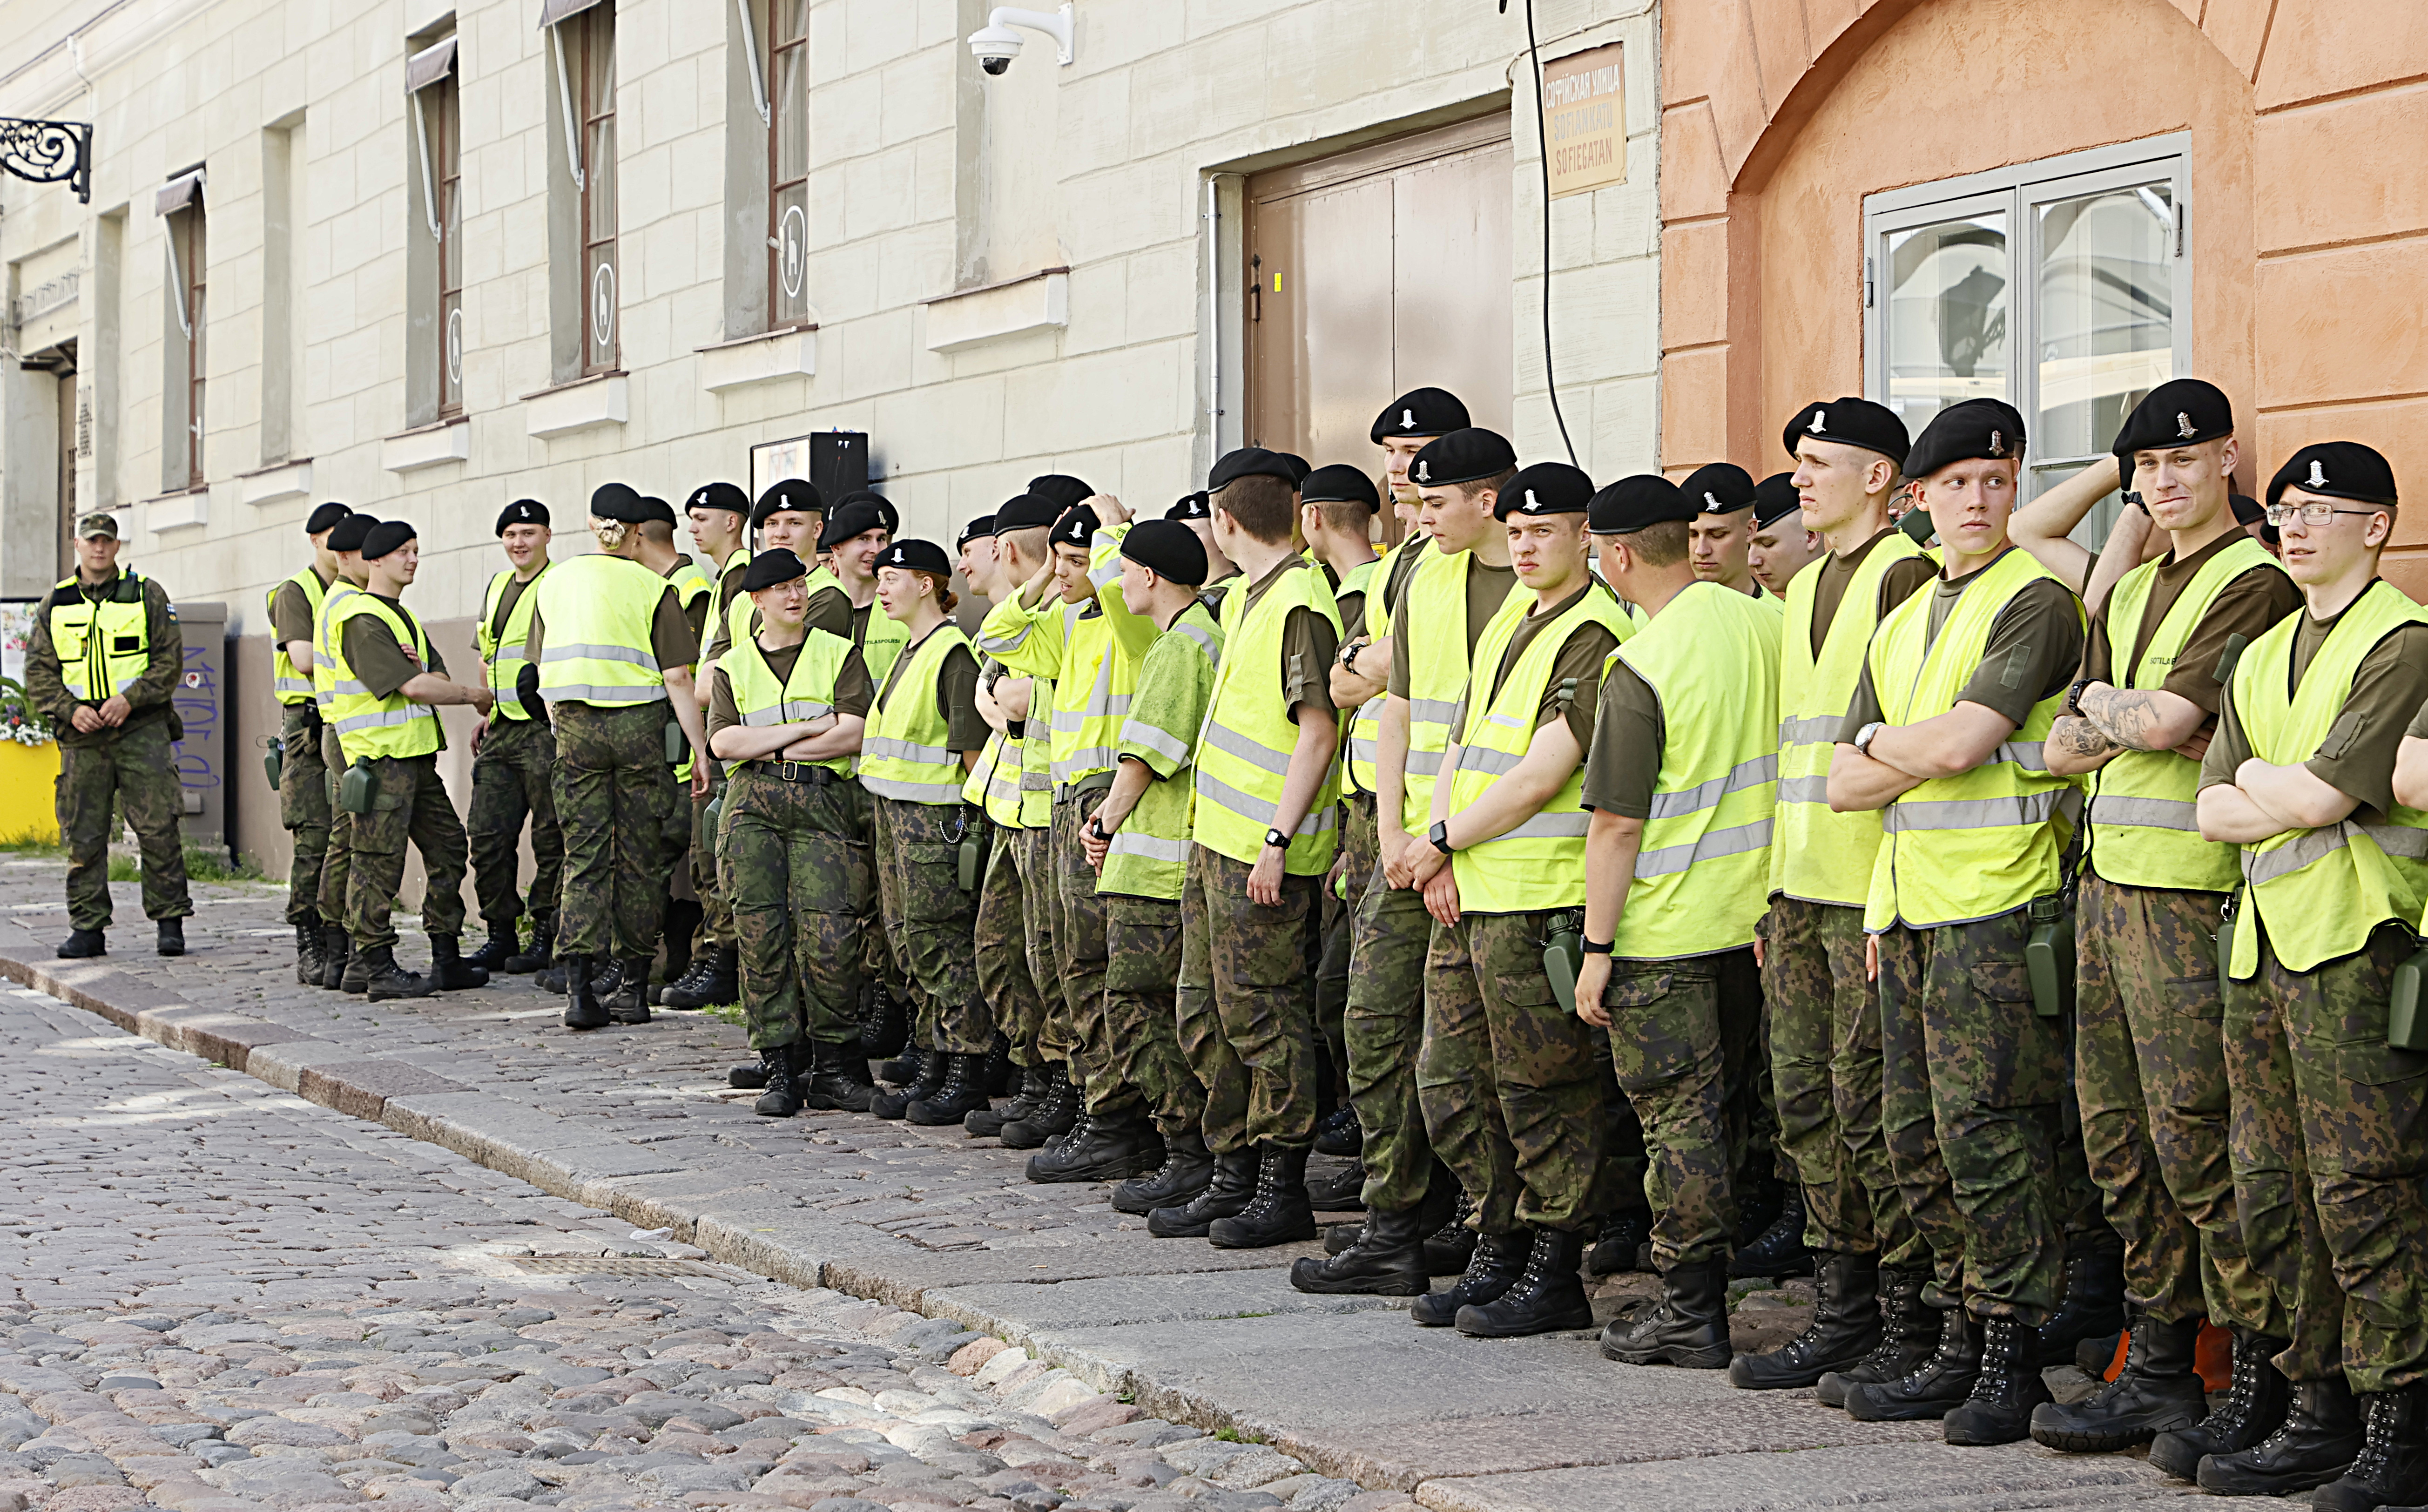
[277,702,331,926]
[723,765,864,1051]
[317,725,353,926]
[691,771,734,949]
[2076,876,2262,1331]
[465,715,563,932]
[1419,909,1608,1234]
[1876,911,2068,1322]
[1345,844,1437,1209]
[1597,950,1746,1269]
[1178,846,1322,1152]
[343,753,469,952]
[975,823,1050,1066]
[1104,892,1206,1140]
[1052,786,1140,1118]
[1313,794,1378,1099]
[873,796,990,1056]
[550,704,674,962]
[1761,897,1920,1265]
[56,721,191,932]
[2226,919,2428,1392]
[844,784,908,1015]
[1012,825,1068,1066]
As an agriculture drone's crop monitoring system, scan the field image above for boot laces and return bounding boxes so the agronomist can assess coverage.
[1893,1311,1967,1391]
[2346,1392,2401,1480]
[1239,1152,1287,1220]
[2208,1340,2270,1434]
[1975,1317,2023,1397]
[1450,1232,1498,1297]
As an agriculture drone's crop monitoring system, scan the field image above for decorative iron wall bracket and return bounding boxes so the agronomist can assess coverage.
[0,118,94,203]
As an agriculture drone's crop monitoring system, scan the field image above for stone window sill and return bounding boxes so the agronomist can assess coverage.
[236,458,314,506]
[697,326,819,394]
[383,418,471,474]
[922,268,1069,353]
[143,486,210,533]
[523,372,628,439]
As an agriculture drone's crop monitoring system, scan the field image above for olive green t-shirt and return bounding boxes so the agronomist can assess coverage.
[343,596,448,701]
[2081,531,2302,716]
[1239,557,1339,717]
[1387,555,1519,700]
[2199,585,2428,819]
[663,554,712,647]
[872,632,988,753]
[1837,562,2085,738]
[1451,580,1624,754]
[270,569,332,648]
[704,637,874,743]
[1806,529,1939,659]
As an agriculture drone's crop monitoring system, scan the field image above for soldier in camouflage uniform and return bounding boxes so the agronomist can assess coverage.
[311,512,381,988]
[265,501,351,982]
[465,500,564,973]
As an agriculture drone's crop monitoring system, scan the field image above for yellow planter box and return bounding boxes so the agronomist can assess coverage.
[0,740,61,845]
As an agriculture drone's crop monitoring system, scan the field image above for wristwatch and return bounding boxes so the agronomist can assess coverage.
[1088,817,1109,842]
[1336,636,1368,671]
[1428,820,1455,857]
[1853,721,1886,758]
[2065,677,2096,718]
[1263,827,1290,851]
[1580,938,1613,955]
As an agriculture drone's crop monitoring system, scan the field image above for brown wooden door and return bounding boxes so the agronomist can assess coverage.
[1245,114,1512,467]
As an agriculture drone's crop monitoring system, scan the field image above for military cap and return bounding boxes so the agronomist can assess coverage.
[1684,463,1758,516]
[1904,398,2027,480]
[994,494,1061,533]
[1208,447,1300,492]
[496,499,549,535]
[875,538,951,576]
[753,479,823,528]
[1028,474,1095,510]
[686,481,750,516]
[1275,452,1312,485]
[1120,519,1208,587]
[957,514,997,550]
[1494,462,1595,520]
[1409,428,1517,489]
[1050,505,1100,549]
[1299,466,1380,512]
[589,483,648,522]
[1587,475,1695,535]
[1372,387,1471,444]
[740,548,808,593]
[638,496,679,527]
[360,520,418,560]
[2113,379,2235,490]
[327,513,381,554]
[74,512,120,541]
[305,501,354,535]
[837,489,899,535]
[2230,491,2277,546]
[1166,491,1213,522]
[1752,473,1801,531]
[817,500,890,549]
[2268,441,2398,509]
[1782,396,1909,468]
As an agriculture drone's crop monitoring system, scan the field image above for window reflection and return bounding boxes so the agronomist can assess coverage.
[2036,183,2173,461]
[1884,214,2008,434]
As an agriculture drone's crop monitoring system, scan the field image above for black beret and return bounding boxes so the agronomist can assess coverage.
[1028,474,1095,510]
[1494,462,1595,520]
[1120,519,1208,587]
[1410,428,1517,489]
[496,499,550,535]
[1683,463,1757,515]
[1275,452,1312,485]
[1904,398,2027,480]
[360,520,418,561]
[818,500,890,548]
[1166,491,1212,522]
[327,513,381,554]
[1299,466,1379,511]
[994,494,1060,533]
[1782,397,1909,468]
[2231,492,2278,546]
[1209,447,1300,491]
[957,515,996,550]
[874,538,951,576]
[2113,378,2233,480]
[2268,441,2398,510]
[590,482,647,522]
[1588,475,1695,535]
[305,501,353,535]
[753,479,823,528]
[1050,505,1100,549]
[638,496,678,527]
[1372,387,1471,445]
[686,481,750,516]
[1752,473,1801,531]
[739,548,808,593]
[838,489,899,535]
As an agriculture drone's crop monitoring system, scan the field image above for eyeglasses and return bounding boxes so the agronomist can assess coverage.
[2264,501,2383,526]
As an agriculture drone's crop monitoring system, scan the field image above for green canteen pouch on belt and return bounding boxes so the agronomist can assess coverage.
[264,736,283,793]
[1543,915,1584,1017]
[958,826,986,893]
[665,720,686,765]
[2388,944,2428,1051]
[338,758,380,815]
[2024,893,2075,1019]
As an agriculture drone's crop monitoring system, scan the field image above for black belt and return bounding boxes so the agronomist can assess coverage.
[749,759,841,786]
[1056,770,1116,804]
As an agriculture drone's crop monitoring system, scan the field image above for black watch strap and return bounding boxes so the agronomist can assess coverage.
[1581,938,1614,955]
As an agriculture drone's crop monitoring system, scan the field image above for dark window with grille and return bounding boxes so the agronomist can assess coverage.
[768,0,810,331]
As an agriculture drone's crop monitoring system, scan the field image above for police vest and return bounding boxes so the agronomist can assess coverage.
[532,554,670,707]
[1342,545,1403,796]
[325,594,443,762]
[1194,561,1342,873]
[2088,537,2286,892]
[1101,603,1223,901]
[1606,583,1781,956]
[723,626,857,778]
[1398,547,1519,832]
[266,567,328,706]
[860,621,973,804]
[313,581,362,712]
[50,571,153,705]
[1773,533,1928,905]
[478,565,550,723]
[2226,580,2428,978]
[1863,548,2078,932]
[1445,581,1634,912]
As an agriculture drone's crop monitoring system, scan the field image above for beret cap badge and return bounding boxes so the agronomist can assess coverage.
[2178,412,2196,439]
[2311,459,2329,488]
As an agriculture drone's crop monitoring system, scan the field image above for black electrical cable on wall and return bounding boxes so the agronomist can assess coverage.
[1504,0,1577,466]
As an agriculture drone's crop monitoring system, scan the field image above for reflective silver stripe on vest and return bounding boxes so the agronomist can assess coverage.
[1120,719,1192,767]
[1496,810,1590,841]
[1201,720,1292,776]
[1107,831,1191,864]
[1636,817,1775,879]
[1409,696,1460,724]
[1778,714,1842,744]
[1169,620,1223,665]
[539,642,662,672]
[2086,795,2200,833]
[274,675,314,695]
[861,775,970,803]
[1051,694,1133,731]
[329,678,371,696]
[2242,819,2428,888]
[1052,747,1118,783]
[331,704,439,735]
[1776,774,1830,805]
[1404,749,1444,777]
[539,684,669,705]
[1647,753,1778,822]
[740,699,834,728]
[1456,743,1524,777]
[863,735,954,766]
[1194,771,1338,836]
[978,621,1033,654]
[1881,790,2063,833]
[1019,770,1055,792]
[1347,736,1377,766]
[1995,741,2049,772]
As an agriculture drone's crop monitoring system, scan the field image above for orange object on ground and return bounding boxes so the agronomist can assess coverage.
[2101,1319,2232,1392]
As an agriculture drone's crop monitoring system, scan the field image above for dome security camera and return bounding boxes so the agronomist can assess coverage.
[966,6,1072,76]
[969,24,1022,74]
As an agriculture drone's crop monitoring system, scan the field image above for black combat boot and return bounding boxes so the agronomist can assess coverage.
[1028,1109,1163,1183]
[2031,1311,2208,1451]
[859,982,910,1060]
[320,926,351,989]
[2311,1382,2428,1512]
[430,935,490,990]
[801,1041,876,1112]
[503,917,554,974]
[661,945,738,1010]
[2150,1329,2293,1479]
[1305,1161,1366,1211]
[981,1030,1016,1096]
[1000,1067,1079,1148]
[360,945,435,1001]
[2038,1236,2126,1362]
[57,927,106,959]
[604,958,651,1024]
[872,1048,947,1120]
[156,918,185,957]
[729,1058,771,1089]
[1943,1315,2052,1446]
[1730,1251,1881,1389]
[1410,1229,1530,1327]
[295,920,325,985]
[464,920,519,972]
[2197,1376,2364,1497]
[1291,1204,1429,1296]
[340,940,374,994]
[1844,1307,1983,1421]
[971,1064,1049,1139]
[1732,1173,1785,1252]
[1207,1144,1317,1249]
[561,952,608,1031]
[1729,1185,1813,1279]
[752,1046,804,1118]
[1600,1260,1733,1368]
[838,1034,877,1086]
[908,1052,991,1127]
[1423,1193,1478,1275]
[877,1041,927,1090]
[1819,1267,1937,1407]
[1587,1207,1654,1276]
[1147,1147,1259,1238]
[1113,1130,1214,1214]
[1457,1226,1594,1338]
[1313,1104,1362,1158]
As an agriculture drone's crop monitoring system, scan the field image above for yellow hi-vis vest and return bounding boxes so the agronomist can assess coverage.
[1607,582,1781,957]
[313,580,363,712]
[266,567,327,706]
[961,655,1027,826]
[716,547,756,655]
[1101,602,1224,901]
[325,594,443,762]
[1446,581,1635,912]
[1863,548,2079,932]
[2226,580,2428,978]
[860,621,975,804]
[1193,560,1342,872]
[1398,546,1521,832]
[722,626,857,778]
[532,554,671,707]
[804,567,912,693]
[1343,543,1407,796]
[1045,604,1130,788]
[662,556,714,782]
[1773,533,1929,905]
[478,565,549,723]
[2089,536,2286,893]
[51,571,155,704]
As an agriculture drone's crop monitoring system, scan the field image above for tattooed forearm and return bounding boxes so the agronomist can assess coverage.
[2079,684,2172,751]
[2053,715,2119,759]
